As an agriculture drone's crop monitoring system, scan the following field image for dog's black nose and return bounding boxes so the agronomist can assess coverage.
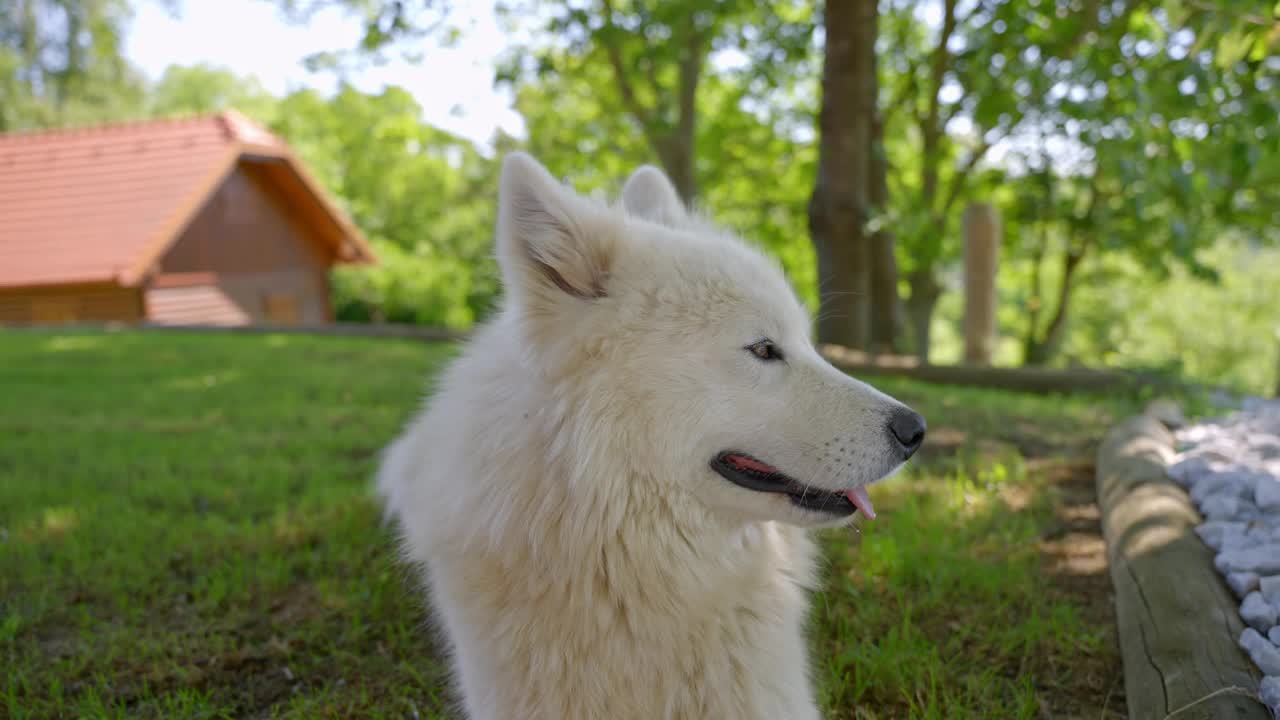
[888,409,926,459]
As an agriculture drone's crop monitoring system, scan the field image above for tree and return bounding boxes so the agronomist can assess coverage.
[510,47,821,303]
[148,63,278,120]
[1056,239,1280,394]
[271,85,503,326]
[1000,2,1280,365]
[808,0,877,349]
[494,2,826,308]
[876,0,1164,361]
[269,0,838,329]
[874,0,1278,363]
[0,0,151,129]
[868,95,901,353]
[272,0,812,204]
[496,0,814,204]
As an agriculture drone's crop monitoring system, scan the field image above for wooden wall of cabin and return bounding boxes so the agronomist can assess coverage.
[146,164,333,326]
[0,284,143,325]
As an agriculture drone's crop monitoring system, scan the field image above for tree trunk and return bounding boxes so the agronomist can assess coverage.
[809,0,876,349]
[809,159,865,347]
[1025,247,1085,365]
[1022,226,1047,363]
[58,9,84,108]
[655,26,703,203]
[906,270,941,364]
[904,0,958,363]
[599,0,702,203]
[870,231,899,354]
[869,108,900,354]
[656,137,696,206]
[808,163,835,344]
[920,0,956,213]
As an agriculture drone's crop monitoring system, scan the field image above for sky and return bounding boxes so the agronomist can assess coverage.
[124,0,525,146]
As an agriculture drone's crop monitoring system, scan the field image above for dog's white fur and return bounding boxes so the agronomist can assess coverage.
[378,154,919,719]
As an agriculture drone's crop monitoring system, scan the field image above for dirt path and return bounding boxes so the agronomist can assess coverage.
[1037,457,1127,719]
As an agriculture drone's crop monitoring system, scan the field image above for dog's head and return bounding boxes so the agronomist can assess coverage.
[495,153,924,529]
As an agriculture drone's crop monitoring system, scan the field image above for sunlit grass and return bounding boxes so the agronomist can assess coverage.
[0,329,1134,718]
[813,459,1107,718]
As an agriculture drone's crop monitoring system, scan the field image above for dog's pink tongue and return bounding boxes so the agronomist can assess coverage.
[844,487,876,519]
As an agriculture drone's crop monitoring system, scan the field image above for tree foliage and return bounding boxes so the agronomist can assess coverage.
[271,86,503,326]
[148,63,278,120]
[485,1,823,310]
[875,0,1278,363]
[495,0,815,203]
[989,1,1280,363]
[1067,239,1280,395]
[4,0,1278,389]
[0,0,151,129]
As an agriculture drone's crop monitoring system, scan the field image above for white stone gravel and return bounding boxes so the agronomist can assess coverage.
[1260,479,1280,514]
[1200,521,1250,552]
[1230,571,1264,599]
[1242,628,1280,676]
[1215,546,1280,575]
[1244,592,1280,633]
[1172,397,1280,717]
[1263,677,1280,718]
[1265,576,1280,606]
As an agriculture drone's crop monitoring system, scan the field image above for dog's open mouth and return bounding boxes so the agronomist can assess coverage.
[710,451,876,519]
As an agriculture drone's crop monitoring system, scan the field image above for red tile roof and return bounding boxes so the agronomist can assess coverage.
[0,110,373,289]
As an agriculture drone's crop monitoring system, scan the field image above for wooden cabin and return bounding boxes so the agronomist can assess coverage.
[0,111,375,326]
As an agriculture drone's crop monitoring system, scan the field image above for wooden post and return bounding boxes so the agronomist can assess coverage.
[1096,409,1270,720]
[962,203,1000,365]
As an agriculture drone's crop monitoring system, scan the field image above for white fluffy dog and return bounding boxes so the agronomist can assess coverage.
[377,153,925,719]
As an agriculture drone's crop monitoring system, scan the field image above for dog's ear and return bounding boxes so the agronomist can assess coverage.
[621,165,688,227]
[496,153,615,306]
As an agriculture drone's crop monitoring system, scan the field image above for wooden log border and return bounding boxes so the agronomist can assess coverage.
[1096,405,1270,719]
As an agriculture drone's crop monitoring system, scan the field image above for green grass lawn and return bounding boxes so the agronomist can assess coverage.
[2,330,1137,719]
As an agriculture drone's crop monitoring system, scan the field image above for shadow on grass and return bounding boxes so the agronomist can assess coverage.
[812,438,1126,719]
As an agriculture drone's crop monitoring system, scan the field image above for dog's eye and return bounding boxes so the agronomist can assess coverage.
[746,340,784,362]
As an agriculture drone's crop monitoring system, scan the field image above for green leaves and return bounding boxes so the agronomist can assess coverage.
[0,0,147,130]
[149,64,278,120]
[269,85,504,325]
[1163,0,1280,66]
